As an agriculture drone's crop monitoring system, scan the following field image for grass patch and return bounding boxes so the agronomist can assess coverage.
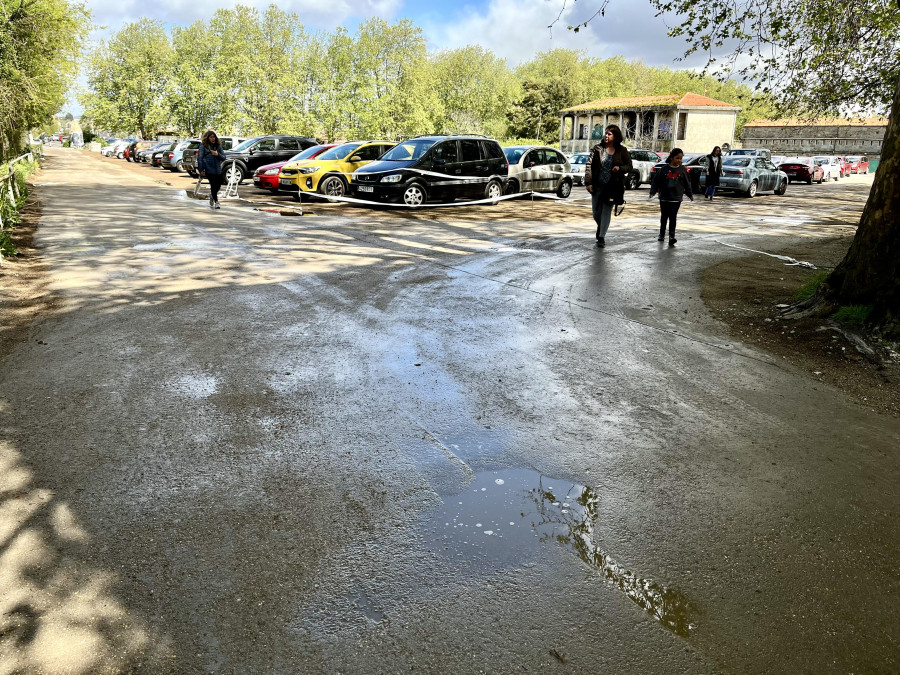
[832,305,873,327]
[796,269,829,301]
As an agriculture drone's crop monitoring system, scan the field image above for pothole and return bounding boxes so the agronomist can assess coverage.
[254,207,303,217]
[420,468,695,636]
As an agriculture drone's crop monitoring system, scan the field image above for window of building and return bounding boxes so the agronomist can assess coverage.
[676,114,687,141]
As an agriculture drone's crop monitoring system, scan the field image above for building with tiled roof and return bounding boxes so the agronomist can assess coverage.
[742,117,888,159]
[559,93,741,155]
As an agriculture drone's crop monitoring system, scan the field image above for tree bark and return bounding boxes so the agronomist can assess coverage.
[823,74,900,331]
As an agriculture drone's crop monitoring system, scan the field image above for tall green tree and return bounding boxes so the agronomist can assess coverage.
[349,18,437,139]
[81,18,173,138]
[0,0,89,159]
[166,21,221,137]
[208,6,305,135]
[431,46,519,137]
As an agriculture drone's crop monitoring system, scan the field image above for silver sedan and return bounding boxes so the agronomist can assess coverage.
[702,156,788,197]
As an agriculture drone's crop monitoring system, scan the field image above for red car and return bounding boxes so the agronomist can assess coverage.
[778,157,825,184]
[252,144,336,191]
[846,156,870,174]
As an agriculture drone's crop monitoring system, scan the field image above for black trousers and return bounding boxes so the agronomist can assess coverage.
[659,201,681,238]
[207,173,222,201]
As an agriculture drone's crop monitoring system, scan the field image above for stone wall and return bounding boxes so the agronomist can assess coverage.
[742,123,887,158]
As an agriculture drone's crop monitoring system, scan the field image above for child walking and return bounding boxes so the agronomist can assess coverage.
[649,148,693,246]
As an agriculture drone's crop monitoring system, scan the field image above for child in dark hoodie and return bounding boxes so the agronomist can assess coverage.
[649,148,693,246]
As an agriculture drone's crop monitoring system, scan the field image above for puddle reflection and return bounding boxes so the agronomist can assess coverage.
[423,469,695,636]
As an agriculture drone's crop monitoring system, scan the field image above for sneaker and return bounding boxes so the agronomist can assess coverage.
[214,201,221,209]
[668,238,677,246]
[596,237,605,248]
[657,235,665,242]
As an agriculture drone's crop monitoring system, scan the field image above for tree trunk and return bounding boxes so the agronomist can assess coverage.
[823,74,900,332]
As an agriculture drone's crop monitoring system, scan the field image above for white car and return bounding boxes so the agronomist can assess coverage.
[502,146,573,197]
[627,149,663,189]
[812,155,841,181]
[103,140,131,159]
[569,152,589,185]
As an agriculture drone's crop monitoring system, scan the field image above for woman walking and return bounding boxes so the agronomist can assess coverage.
[704,145,723,200]
[649,147,693,246]
[198,130,227,209]
[584,124,632,248]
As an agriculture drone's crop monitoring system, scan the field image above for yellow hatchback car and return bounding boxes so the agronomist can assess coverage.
[279,140,395,200]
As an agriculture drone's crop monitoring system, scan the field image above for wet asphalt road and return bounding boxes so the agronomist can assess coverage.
[1,148,898,673]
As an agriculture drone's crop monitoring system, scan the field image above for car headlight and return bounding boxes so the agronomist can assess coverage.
[299,166,319,174]
[263,168,279,175]
[380,174,402,183]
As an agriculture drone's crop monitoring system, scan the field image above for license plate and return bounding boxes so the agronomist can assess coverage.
[279,179,292,186]
[787,173,797,176]
[358,186,374,192]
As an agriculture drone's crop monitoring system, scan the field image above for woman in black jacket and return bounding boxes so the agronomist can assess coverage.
[584,124,633,248]
[704,145,723,200]
[198,130,227,209]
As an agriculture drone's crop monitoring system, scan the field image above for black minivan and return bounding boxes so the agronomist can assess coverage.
[220,135,317,184]
[349,135,508,206]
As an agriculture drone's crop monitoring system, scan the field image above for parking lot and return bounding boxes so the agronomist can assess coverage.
[2,147,897,674]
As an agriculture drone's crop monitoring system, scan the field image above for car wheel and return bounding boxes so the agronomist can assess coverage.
[745,180,758,198]
[863,168,868,174]
[319,175,346,201]
[484,179,503,205]
[626,172,640,190]
[807,177,813,185]
[117,152,123,159]
[833,173,839,182]
[556,179,572,198]
[224,163,244,184]
[504,178,520,195]
[173,161,183,172]
[775,180,787,196]
[402,183,426,206]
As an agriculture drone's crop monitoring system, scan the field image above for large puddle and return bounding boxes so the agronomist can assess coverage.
[421,468,695,636]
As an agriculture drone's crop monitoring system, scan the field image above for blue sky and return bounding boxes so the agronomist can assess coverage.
[71,0,702,113]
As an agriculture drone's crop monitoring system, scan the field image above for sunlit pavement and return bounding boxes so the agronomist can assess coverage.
[1,147,897,673]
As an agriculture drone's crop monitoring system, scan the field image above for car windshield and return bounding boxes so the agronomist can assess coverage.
[381,139,436,161]
[176,141,190,150]
[814,158,830,165]
[727,150,755,156]
[232,137,262,153]
[289,145,329,162]
[847,156,861,162]
[316,143,362,161]
[503,148,527,164]
[571,154,589,164]
[723,158,752,167]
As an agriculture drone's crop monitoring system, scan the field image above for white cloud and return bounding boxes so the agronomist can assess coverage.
[421,0,708,69]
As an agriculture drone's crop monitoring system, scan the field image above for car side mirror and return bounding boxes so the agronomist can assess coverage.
[349,154,363,162]
[248,148,255,154]
[528,161,535,168]
[433,158,446,166]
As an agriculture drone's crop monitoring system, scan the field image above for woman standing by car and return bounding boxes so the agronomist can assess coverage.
[585,125,632,248]
[198,130,227,209]
[704,146,723,200]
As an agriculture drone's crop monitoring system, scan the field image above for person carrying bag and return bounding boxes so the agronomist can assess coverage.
[584,124,633,248]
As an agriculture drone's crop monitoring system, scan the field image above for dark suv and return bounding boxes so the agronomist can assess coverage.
[181,136,246,177]
[219,135,317,184]
[349,135,508,206]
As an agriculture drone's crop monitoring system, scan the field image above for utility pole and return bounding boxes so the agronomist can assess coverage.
[536,110,543,141]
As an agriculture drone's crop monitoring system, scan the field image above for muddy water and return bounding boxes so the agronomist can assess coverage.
[420,468,694,636]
